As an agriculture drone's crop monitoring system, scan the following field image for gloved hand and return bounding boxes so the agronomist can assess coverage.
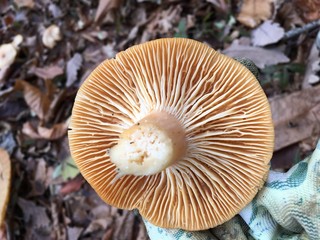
[143,140,320,240]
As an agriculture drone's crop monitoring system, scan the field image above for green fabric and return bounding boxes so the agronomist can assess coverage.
[144,140,320,240]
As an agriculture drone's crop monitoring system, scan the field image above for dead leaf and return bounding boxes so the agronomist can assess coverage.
[48,3,63,18]
[157,5,182,33]
[113,210,135,239]
[15,80,51,120]
[95,0,121,22]
[277,2,304,29]
[237,0,275,28]
[22,120,68,140]
[66,53,83,87]
[60,176,84,195]
[38,121,69,139]
[17,198,51,234]
[0,149,11,227]
[252,20,285,46]
[293,0,320,22]
[30,65,64,80]
[223,39,290,68]
[28,159,52,197]
[270,85,320,151]
[303,42,320,88]
[67,227,83,240]
[102,42,117,59]
[14,0,34,8]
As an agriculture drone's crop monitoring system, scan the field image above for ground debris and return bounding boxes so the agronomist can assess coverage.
[0,0,319,239]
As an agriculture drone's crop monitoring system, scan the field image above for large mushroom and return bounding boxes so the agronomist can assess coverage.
[68,38,274,230]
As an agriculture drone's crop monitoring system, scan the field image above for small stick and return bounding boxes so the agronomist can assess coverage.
[284,19,320,40]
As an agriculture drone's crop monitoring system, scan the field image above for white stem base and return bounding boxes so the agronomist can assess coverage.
[109,112,186,176]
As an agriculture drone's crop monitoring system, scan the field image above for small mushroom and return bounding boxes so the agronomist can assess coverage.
[69,38,274,230]
[42,25,61,49]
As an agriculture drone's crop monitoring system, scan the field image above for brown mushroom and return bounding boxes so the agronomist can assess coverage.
[68,38,274,230]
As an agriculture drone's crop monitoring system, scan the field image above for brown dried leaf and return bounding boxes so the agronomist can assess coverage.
[38,121,69,140]
[15,80,50,120]
[270,85,320,151]
[95,0,121,22]
[66,53,83,87]
[293,0,320,22]
[237,0,275,28]
[60,177,84,195]
[0,149,11,227]
[30,65,64,80]
[223,40,290,68]
[22,120,68,140]
[252,20,285,46]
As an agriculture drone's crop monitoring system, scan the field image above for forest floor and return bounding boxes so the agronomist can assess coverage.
[0,0,320,239]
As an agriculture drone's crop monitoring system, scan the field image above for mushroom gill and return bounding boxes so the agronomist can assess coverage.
[68,38,274,231]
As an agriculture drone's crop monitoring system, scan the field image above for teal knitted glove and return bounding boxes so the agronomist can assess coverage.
[144,139,320,240]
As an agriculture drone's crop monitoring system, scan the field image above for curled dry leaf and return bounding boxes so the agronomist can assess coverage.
[66,53,83,87]
[237,0,275,28]
[42,25,62,49]
[15,80,50,120]
[251,20,285,46]
[0,148,11,227]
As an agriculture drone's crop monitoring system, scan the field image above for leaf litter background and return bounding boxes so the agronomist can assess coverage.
[0,0,320,239]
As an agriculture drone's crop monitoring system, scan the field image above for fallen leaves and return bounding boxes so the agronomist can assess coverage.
[293,0,320,22]
[251,20,284,46]
[66,53,83,87]
[1,0,319,239]
[15,80,51,121]
[270,85,320,151]
[17,198,51,239]
[29,65,64,80]
[95,0,122,22]
[59,176,84,195]
[223,39,290,68]
[22,120,69,140]
[237,0,275,28]
[0,149,11,227]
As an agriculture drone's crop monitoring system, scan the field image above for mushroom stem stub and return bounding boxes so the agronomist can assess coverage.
[109,111,187,176]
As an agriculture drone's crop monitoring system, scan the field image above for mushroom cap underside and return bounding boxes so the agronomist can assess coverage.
[68,38,274,231]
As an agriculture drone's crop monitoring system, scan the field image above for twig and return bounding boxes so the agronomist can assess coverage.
[284,19,320,40]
